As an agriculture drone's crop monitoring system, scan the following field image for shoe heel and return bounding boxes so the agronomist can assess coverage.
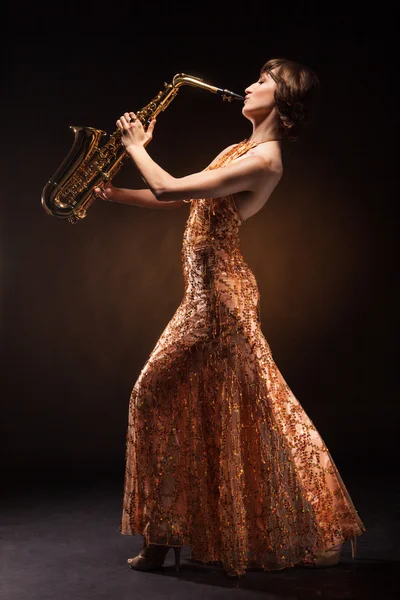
[350,536,357,559]
[173,547,181,571]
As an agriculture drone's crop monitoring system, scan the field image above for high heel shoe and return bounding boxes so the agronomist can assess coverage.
[350,535,357,559]
[297,536,358,568]
[127,542,182,572]
[297,543,343,568]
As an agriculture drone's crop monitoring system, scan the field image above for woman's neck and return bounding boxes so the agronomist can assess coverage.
[247,112,281,144]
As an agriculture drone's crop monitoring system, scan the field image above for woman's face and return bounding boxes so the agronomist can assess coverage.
[242,69,278,120]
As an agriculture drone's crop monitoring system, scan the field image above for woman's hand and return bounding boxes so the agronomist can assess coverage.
[94,181,116,201]
[117,111,156,151]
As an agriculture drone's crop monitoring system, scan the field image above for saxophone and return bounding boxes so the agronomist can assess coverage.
[41,73,244,224]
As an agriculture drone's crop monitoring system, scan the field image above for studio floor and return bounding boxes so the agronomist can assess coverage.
[1,465,398,600]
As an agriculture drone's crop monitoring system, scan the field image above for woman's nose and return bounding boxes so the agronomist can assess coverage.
[245,82,257,94]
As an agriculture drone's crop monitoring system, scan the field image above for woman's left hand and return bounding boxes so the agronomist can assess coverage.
[117,112,156,151]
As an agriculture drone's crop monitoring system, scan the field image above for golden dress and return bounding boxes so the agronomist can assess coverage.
[120,140,366,577]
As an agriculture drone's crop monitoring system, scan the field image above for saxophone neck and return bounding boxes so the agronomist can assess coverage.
[111,73,243,141]
[172,73,244,101]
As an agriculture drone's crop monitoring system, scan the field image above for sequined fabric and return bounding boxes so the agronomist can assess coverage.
[120,140,366,576]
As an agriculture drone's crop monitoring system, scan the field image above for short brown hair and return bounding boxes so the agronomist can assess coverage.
[261,57,320,141]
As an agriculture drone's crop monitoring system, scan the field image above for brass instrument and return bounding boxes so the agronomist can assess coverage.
[41,73,244,224]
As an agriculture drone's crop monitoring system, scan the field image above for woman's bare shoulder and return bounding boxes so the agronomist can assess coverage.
[234,143,283,174]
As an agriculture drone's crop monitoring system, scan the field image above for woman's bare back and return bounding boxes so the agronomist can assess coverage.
[230,141,283,222]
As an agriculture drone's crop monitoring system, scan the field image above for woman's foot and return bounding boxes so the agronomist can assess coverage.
[127,543,181,571]
[296,543,342,568]
[224,570,246,579]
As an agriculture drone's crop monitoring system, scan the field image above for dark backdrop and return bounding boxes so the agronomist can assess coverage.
[2,3,398,487]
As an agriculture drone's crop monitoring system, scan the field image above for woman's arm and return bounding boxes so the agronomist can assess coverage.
[94,184,186,210]
[127,144,271,202]
[94,143,238,208]
[116,113,274,202]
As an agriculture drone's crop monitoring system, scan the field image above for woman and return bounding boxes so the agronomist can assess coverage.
[95,58,366,579]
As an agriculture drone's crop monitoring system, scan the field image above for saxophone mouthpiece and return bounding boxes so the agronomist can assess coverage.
[217,88,245,102]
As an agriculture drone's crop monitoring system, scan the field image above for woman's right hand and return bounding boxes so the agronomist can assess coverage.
[94,182,116,201]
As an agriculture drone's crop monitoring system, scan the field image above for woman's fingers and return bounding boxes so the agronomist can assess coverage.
[117,113,141,130]
[94,187,104,198]
[143,119,156,146]
[117,115,128,128]
[147,119,156,135]
[117,111,152,146]
[94,186,110,200]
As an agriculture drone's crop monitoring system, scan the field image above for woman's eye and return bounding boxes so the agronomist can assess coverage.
[258,80,264,85]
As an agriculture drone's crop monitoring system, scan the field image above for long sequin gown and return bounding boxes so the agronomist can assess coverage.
[120,140,366,577]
